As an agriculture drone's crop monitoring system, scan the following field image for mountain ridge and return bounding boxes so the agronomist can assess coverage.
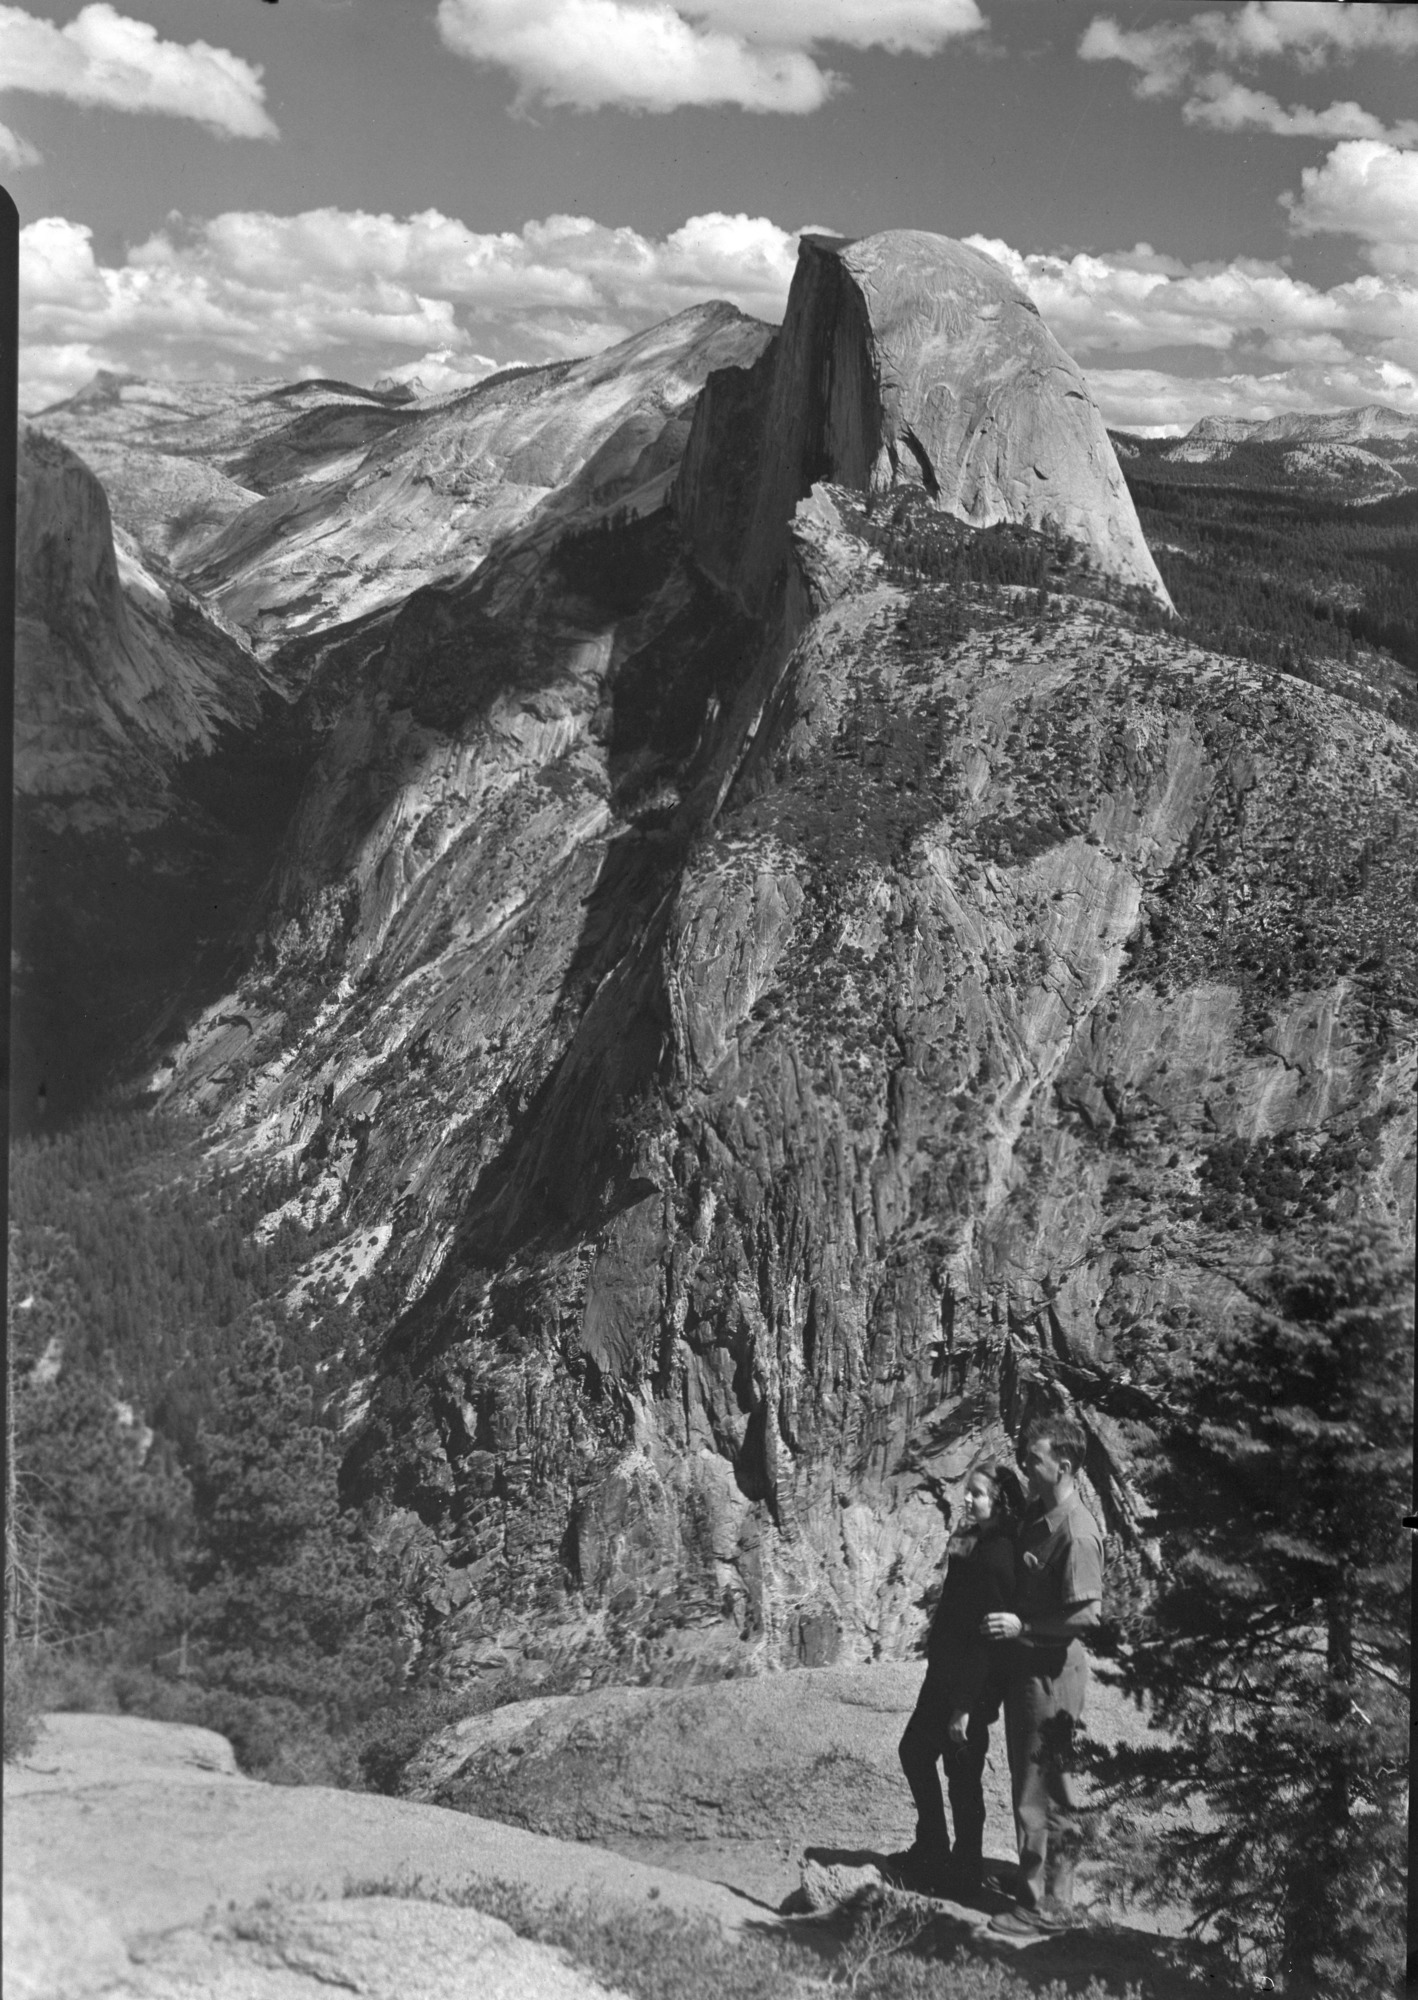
[35,303,775,659]
[1112,402,1418,502]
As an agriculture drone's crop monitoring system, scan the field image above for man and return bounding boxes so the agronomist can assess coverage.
[981,1412,1104,1936]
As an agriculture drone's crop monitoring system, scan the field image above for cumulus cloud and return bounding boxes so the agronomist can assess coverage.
[19,195,1418,428]
[0,3,277,139]
[18,205,807,410]
[1080,3,1418,146]
[966,233,1418,381]
[1182,77,1418,146]
[0,116,41,168]
[960,231,1418,431]
[1080,3,1418,92]
[435,0,983,114]
[1282,139,1418,276]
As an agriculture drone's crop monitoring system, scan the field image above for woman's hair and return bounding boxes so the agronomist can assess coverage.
[969,1460,1026,1524]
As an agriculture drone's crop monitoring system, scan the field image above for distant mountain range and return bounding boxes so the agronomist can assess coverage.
[1111,403,1418,501]
[31,306,772,659]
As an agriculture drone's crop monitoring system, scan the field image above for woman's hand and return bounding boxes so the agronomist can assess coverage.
[981,1612,1023,1642]
[947,1709,969,1746]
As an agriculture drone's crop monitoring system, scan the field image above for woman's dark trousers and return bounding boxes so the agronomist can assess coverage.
[898,1677,994,1864]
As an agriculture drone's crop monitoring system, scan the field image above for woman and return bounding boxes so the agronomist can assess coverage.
[894,1461,1022,1897]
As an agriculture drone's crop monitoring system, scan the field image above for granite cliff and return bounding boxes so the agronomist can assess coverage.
[18,232,1415,1694]
[13,425,288,1115]
[677,230,1171,621]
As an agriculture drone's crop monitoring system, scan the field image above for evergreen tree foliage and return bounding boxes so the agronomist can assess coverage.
[9,1109,330,1454]
[188,1320,407,1728]
[1123,474,1418,721]
[7,1225,191,1657]
[1093,1223,1412,1995]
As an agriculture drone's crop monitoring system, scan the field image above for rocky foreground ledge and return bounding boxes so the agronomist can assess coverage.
[4,1713,748,2000]
[6,1675,1224,2000]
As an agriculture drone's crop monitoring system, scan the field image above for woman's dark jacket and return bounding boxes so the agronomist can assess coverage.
[922,1521,1017,1713]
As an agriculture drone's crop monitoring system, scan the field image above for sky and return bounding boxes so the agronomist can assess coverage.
[3,0,1417,430]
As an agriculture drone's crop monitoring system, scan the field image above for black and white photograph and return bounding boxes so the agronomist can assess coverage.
[3,3,1413,1995]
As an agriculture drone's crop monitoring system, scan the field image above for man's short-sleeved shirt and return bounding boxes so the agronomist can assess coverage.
[1014,1491,1104,1645]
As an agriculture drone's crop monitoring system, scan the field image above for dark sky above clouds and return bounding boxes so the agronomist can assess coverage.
[4,0,1416,428]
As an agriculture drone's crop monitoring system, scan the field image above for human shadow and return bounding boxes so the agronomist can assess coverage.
[740,1845,1244,1999]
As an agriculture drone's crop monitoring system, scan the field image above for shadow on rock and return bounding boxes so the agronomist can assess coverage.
[789,1845,1016,1915]
[768,1845,1244,2000]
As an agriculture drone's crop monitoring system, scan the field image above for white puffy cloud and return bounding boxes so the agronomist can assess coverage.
[0,3,277,139]
[17,205,807,410]
[0,117,41,168]
[20,195,1418,429]
[1282,140,1418,276]
[1182,76,1418,146]
[435,0,983,113]
[1080,4,1418,147]
[436,0,828,113]
[965,234,1418,385]
[1081,4,1418,92]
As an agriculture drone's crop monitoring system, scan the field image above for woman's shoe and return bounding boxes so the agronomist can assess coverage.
[941,1854,984,1900]
[883,1845,953,1896]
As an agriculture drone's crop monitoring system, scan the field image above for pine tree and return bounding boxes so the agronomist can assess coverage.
[189,1320,406,1727]
[1093,1223,1411,1995]
[7,1225,190,1656]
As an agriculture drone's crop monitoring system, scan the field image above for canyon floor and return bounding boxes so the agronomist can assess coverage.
[5,1681,1232,2000]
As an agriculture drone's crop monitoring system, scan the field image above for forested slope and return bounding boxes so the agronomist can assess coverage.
[1119,464,1418,724]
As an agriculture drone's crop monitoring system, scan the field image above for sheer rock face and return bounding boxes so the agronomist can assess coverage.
[677,231,1171,616]
[12,426,294,1120]
[15,425,267,815]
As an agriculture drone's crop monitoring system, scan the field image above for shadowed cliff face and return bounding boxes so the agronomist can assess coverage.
[36,237,1415,1691]
[12,426,303,1120]
[15,425,269,805]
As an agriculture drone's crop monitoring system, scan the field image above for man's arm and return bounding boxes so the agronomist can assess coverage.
[983,1516,1105,1644]
[987,1598,1101,1643]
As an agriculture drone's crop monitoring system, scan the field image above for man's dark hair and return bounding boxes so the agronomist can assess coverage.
[1022,1412,1089,1476]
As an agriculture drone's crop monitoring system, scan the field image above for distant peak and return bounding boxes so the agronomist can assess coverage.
[677,224,1171,613]
[660,298,764,330]
[41,367,141,414]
